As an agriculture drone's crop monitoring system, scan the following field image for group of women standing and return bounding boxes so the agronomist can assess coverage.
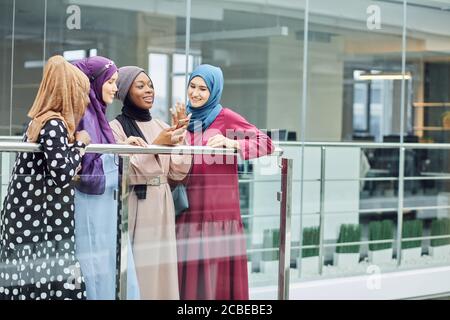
[0,54,274,300]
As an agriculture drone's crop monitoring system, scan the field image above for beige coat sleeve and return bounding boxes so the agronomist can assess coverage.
[109,119,142,170]
[168,138,192,182]
[109,119,165,185]
[150,119,192,182]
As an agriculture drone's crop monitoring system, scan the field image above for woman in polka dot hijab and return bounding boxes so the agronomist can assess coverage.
[0,55,92,300]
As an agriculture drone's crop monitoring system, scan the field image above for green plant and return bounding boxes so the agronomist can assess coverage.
[369,220,394,251]
[431,218,450,247]
[262,229,279,261]
[336,224,361,254]
[302,227,319,258]
[402,220,423,249]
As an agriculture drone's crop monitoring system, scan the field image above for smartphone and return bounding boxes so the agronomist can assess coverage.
[175,113,192,129]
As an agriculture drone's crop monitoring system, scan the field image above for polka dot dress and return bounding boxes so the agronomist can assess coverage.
[0,119,87,300]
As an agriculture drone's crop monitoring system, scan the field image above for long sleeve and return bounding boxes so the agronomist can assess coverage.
[75,111,106,195]
[110,118,192,184]
[168,138,192,182]
[39,119,85,188]
[109,118,163,187]
[109,119,144,173]
[224,109,274,160]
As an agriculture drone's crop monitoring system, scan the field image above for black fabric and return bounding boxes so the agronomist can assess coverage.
[115,95,152,200]
[0,119,86,300]
[123,95,152,122]
[116,95,151,143]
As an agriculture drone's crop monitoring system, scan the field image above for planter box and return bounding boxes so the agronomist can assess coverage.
[333,252,360,268]
[429,244,450,258]
[297,256,320,275]
[401,247,422,262]
[368,248,393,265]
[259,260,278,274]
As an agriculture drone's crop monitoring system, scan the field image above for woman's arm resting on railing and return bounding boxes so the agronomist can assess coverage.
[40,119,86,188]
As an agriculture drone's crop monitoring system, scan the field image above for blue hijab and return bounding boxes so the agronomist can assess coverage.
[186,64,224,132]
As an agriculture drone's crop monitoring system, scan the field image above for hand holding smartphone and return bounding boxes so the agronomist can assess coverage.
[175,113,192,129]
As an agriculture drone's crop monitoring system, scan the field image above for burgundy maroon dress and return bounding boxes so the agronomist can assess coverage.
[176,108,274,300]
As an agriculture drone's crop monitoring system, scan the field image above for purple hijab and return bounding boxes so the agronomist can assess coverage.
[72,56,117,195]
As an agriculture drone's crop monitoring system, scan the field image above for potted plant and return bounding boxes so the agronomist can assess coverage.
[401,220,423,262]
[259,228,279,274]
[368,220,394,264]
[333,224,361,268]
[297,227,320,275]
[429,218,450,258]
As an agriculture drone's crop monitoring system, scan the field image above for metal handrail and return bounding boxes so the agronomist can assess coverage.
[0,141,235,155]
[242,203,450,219]
[0,140,284,157]
[250,234,450,253]
[8,135,450,150]
[0,136,21,141]
[276,141,450,149]
[7,135,450,149]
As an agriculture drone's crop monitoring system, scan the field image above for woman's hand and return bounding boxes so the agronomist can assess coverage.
[170,102,192,129]
[206,134,240,150]
[153,127,186,145]
[170,102,186,126]
[75,130,91,146]
[123,136,148,147]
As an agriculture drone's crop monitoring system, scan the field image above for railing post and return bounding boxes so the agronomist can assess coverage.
[396,147,406,266]
[116,156,130,300]
[318,147,326,275]
[278,158,293,300]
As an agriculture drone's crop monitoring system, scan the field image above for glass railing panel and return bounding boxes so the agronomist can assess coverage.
[0,145,248,301]
[283,143,450,288]
[241,154,282,299]
[400,147,450,271]
[121,150,283,300]
[281,144,401,283]
[0,150,125,300]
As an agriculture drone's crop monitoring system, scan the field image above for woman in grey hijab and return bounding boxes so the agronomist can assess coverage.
[110,66,192,299]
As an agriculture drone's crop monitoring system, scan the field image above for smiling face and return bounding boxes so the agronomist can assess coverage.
[102,71,118,105]
[128,72,154,110]
[188,76,210,108]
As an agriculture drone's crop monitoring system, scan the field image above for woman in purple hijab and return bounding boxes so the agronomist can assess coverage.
[73,56,117,194]
[72,56,139,300]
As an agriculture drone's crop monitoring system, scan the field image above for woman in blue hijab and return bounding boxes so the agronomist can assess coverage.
[175,64,274,300]
[185,64,224,132]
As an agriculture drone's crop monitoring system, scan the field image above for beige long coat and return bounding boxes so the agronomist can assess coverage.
[109,118,192,300]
